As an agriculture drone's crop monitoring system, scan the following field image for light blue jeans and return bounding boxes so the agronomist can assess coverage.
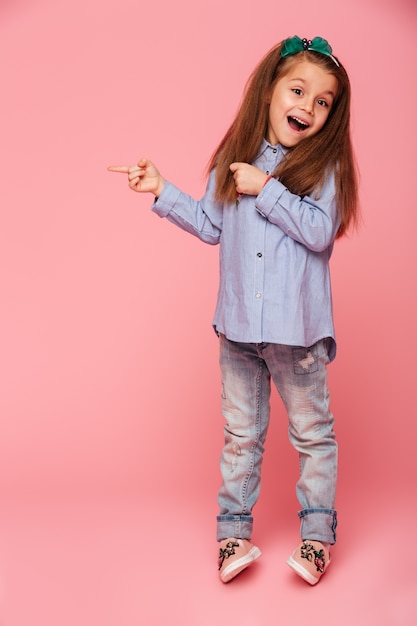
[217,335,338,545]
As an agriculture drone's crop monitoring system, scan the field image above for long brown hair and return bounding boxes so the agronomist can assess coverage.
[207,41,359,238]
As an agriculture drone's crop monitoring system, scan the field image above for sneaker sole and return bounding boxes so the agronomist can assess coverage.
[286,554,331,585]
[220,546,262,583]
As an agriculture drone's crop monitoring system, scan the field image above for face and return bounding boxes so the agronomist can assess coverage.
[266,60,338,147]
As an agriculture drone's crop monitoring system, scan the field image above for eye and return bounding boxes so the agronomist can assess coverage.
[317,99,329,107]
[292,88,303,95]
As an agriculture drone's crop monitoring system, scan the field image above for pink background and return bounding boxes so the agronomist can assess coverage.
[1,0,416,624]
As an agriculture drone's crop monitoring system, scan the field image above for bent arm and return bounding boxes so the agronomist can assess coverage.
[108,159,223,245]
[255,173,340,252]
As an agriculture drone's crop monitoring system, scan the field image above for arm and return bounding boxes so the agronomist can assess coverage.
[108,158,222,245]
[229,162,340,252]
[255,174,340,252]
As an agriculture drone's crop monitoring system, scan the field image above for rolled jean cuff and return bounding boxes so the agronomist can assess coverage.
[298,508,338,545]
[216,515,253,542]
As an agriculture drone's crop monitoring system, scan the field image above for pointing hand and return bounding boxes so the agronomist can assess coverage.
[108,158,165,197]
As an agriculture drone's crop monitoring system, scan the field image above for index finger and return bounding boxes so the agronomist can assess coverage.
[107,165,130,173]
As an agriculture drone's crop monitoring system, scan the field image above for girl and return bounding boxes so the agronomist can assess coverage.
[109,35,359,585]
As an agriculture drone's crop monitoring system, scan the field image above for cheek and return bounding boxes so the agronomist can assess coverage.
[315,109,331,130]
[268,108,281,129]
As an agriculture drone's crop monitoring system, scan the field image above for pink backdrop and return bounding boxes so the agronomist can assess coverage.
[1,0,416,624]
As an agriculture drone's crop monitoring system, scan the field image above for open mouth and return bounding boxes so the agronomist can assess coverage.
[288,116,309,132]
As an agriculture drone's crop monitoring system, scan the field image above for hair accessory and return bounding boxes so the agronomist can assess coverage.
[281,36,340,67]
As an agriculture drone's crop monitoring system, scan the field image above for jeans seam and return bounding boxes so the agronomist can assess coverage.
[240,357,263,515]
[242,359,262,515]
[298,508,337,517]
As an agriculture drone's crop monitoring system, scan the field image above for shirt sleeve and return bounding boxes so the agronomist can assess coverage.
[151,170,223,246]
[255,171,340,252]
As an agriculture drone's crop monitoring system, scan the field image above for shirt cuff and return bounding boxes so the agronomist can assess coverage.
[255,177,287,218]
[151,181,183,218]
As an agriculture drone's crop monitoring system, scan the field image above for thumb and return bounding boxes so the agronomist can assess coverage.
[229,162,240,173]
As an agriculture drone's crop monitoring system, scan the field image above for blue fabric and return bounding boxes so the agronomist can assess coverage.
[216,335,337,544]
[152,139,340,359]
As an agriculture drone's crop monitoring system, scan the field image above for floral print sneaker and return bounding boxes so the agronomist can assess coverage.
[218,538,262,583]
[287,540,331,585]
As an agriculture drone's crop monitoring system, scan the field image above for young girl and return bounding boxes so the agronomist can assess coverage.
[109,35,359,585]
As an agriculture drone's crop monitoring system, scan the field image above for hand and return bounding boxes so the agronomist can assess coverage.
[108,158,166,197]
[229,162,269,196]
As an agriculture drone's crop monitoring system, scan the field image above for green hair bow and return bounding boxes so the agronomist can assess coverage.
[281,36,339,66]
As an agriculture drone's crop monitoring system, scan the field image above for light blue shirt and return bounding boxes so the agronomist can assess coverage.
[152,140,340,360]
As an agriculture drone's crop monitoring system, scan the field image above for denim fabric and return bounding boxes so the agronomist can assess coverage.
[217,335,337,544]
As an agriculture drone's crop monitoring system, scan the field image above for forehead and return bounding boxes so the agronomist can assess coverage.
[280,60,338,94]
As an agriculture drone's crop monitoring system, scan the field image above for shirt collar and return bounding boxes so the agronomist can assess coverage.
[257,138,288,159]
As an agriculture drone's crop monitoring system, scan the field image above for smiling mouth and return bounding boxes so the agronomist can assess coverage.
[288,116,309,132]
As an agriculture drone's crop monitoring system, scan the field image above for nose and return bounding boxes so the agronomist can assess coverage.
[302,98,315,115]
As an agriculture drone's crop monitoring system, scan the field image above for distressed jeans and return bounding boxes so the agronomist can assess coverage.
[217,335,338,545]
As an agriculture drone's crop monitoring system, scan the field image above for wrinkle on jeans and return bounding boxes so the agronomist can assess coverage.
[230,441,242,472]
[287,383,316,421]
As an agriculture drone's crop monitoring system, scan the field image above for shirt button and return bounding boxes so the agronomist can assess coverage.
[257,252,263,258]
[266,170,270,175]
[273,148,277,153]
[255,292,262,299]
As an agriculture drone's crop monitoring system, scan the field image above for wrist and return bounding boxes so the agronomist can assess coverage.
[155,178,166,198]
